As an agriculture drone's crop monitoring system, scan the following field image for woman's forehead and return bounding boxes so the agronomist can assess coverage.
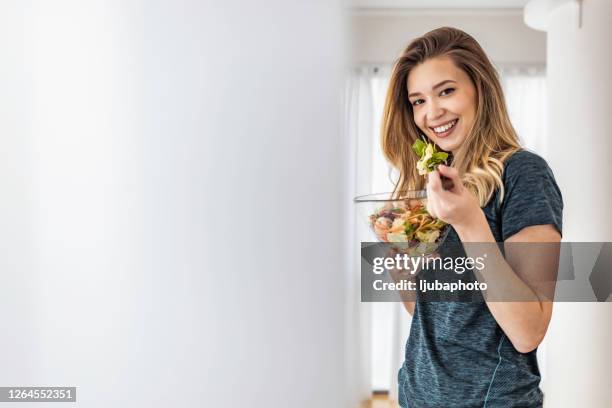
[407,56,468,92]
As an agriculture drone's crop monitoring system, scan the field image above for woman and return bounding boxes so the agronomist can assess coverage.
[381,27,563,407]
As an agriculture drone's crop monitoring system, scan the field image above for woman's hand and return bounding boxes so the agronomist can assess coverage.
[425,164,482,230]
[386,247,434,281]
[385,247,440,316]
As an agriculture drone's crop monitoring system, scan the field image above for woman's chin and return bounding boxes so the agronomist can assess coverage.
[436,133,466,153]
[435,138,456,153]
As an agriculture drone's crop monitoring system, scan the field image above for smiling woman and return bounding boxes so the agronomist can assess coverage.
[382,27,521,207]
[379,27,563,408]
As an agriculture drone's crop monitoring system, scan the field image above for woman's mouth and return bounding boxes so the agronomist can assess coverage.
[430,119,458,138]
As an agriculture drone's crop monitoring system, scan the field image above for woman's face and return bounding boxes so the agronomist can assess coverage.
[407,56,477,154]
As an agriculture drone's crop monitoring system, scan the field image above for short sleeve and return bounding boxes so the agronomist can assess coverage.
[500,150,564,241]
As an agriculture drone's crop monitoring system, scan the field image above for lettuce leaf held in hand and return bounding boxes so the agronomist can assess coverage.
[412,139,448,176]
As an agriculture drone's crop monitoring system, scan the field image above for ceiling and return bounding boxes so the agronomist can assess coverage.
[351,0,531,8]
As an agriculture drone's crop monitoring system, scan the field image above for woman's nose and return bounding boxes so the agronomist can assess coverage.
[426,100,445,122]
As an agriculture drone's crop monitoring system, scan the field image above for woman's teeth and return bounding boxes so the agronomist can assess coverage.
[433,119,458,134]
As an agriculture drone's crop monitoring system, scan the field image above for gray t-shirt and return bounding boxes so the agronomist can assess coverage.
[398,150,563,408]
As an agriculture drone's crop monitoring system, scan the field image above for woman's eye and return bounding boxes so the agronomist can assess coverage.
[440,87,456,96]
[411,99,425,106]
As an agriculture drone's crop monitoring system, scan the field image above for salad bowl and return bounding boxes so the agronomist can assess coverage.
[354,190,451,256]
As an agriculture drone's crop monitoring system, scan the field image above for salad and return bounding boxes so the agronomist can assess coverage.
[412,138,448,176]
[364,138,450,253]
[369,199,446,246]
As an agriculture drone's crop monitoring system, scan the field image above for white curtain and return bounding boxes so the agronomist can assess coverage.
[347,63,548,398]
[499,65,548,158]
[344,67,376,405]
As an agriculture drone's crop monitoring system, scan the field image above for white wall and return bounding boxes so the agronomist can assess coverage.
[351,10,546,64]
[539,1,612,406]
[0,1,353,407]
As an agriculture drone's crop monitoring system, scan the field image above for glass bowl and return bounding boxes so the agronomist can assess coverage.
[353,190,451,256]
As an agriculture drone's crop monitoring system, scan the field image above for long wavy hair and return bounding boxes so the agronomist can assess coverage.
[381,27,521,206]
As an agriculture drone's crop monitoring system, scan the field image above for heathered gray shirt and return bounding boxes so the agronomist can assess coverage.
[398,150,564,408]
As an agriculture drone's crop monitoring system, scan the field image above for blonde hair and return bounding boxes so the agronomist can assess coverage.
[381,27,521,206]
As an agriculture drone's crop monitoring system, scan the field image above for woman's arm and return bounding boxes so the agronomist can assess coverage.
[401,300,415,316]
[454,212,559,353]
[427,165,560,353]
[387,248,418,316]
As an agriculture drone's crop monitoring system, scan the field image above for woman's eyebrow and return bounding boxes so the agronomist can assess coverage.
[408,79,457,98]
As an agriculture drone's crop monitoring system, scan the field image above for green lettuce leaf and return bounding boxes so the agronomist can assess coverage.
[412,139,426,157]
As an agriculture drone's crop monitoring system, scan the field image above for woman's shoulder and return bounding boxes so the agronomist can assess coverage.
[494,149,563,240]
[502,148,553,181]
[485,148,561,212]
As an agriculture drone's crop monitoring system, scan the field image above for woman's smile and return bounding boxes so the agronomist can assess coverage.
[429,118,459,138]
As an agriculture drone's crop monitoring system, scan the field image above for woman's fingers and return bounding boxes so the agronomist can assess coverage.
[428,169,454,199]
[426,251,441,260]
[426,181,438,218]
[437,164,457,176]
[437,165,462,193]
[387,248,412,282]
[427,168,461,222]
[427,170,442,192]
[426,170,447,218]
[386,247,398,258]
